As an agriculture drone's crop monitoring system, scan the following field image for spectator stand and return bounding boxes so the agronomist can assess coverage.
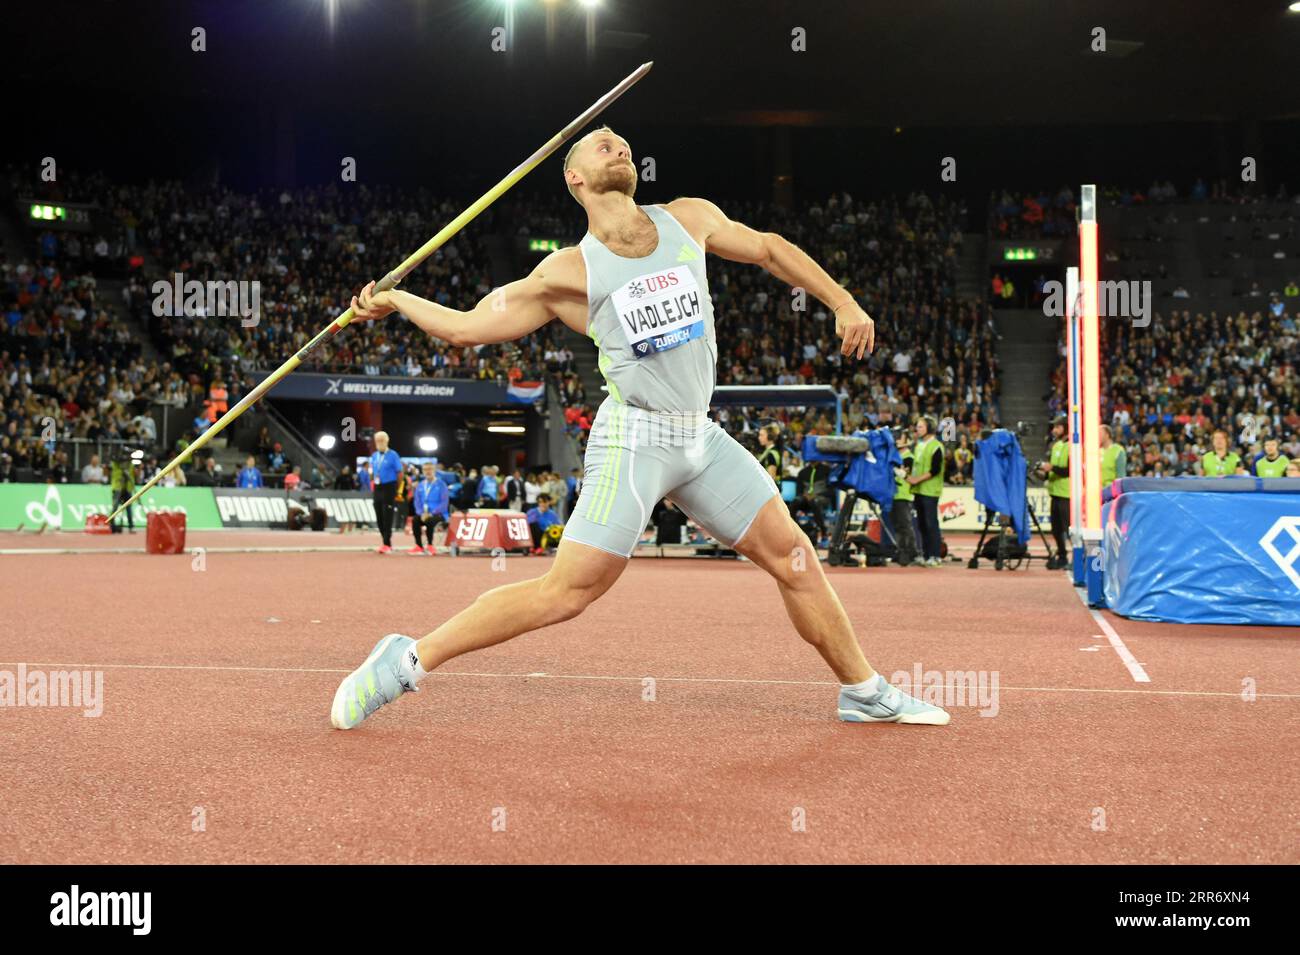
[1046,185,1300,483]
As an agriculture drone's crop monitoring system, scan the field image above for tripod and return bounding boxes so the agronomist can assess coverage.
[826,488,899,567]
[968,462,1056,570]
[967,505,1054,571]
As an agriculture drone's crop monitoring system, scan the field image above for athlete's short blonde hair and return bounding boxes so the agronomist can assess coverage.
[563,125,617,205]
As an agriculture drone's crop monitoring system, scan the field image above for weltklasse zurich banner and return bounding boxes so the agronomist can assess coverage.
[0,484,222,530]
[249,371,511,405]
[211,488,378,527]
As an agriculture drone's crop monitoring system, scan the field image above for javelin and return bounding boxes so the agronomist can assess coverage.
[109,61,654,522]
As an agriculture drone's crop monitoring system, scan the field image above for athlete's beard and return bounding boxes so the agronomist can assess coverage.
[589,160,637,198]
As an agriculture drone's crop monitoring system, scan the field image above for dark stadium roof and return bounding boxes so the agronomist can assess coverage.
[12,0,1300,128]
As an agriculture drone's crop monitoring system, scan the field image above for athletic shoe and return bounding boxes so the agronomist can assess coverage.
[837,680,951,725]
[406,546,425,555]
[330,633,419,730]
[926,557,942,568]
[909,557,927,567]
[377,544,392,554]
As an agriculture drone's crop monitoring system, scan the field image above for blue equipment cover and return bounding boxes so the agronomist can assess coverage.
[1103,490,1300,626]
[973,429,1029,545]
[801,433,856,464]
[800,429,901,515]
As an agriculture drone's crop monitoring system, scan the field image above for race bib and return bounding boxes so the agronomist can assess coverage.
[611,265,705,358]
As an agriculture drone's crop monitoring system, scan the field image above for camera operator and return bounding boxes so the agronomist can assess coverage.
[905,415,945,567]
[1037,415,1070,569]
[891,428,920,566]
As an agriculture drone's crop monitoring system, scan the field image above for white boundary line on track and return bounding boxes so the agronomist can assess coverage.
[2,661,1294,699]
[1073,586,1151,683]
[0,546,379,556]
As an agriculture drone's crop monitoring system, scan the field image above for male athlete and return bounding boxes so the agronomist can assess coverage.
[331,126,949,728]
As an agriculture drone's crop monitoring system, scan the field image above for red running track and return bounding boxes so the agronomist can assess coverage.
[0,544,1296,864]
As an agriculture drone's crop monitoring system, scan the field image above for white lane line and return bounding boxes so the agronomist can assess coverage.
[0,548,142,555]
[1074,587,1150,683]
[2,661,1294,699]
[0,661,349,674]
[0,546,376,556]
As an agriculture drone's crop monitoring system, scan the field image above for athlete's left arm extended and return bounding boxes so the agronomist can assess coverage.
[669,197,874,358]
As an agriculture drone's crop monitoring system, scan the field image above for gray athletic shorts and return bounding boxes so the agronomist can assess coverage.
[563,398,780,558]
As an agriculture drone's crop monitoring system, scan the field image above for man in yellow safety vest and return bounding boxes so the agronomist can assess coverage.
[1040,415,1070,570]
[1099,424,1127,485]
[905,415,945,567]
[1200,429,1243,477]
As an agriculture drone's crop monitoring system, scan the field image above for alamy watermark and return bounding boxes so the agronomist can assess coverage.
[889,664,999,717]
[152,272,260,326]
[1042,279,1151,328]
[0,665,104,717]
[49,885,150,935]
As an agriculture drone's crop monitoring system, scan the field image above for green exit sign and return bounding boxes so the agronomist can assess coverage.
[528,238,561,252]
[30,204,66,221]
[1003,247,1038,261]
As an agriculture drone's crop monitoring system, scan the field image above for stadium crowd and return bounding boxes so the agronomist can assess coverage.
[988,178,1300,241]
[23,165,1294,504]
[6,171,998,496]
[1023,180,1300,477]
[988,186,1080,240]
[1048,305,1299,476]
[0,256,184,481]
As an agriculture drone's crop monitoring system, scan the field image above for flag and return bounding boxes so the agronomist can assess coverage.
[507,381,545,404]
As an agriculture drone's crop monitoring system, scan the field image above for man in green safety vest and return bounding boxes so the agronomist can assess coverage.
[890,428,920,566]
[1099,424,1127,485]
[1200,429,1243,477]
[109,455,139,534]
[1253,437,1291,478]
[1039,415,1070,570]
[905,415,945,567]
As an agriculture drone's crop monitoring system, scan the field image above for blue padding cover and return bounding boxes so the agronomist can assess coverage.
[1105,476,1300,502]
[1103,491,1300,626]
[1262,478,1300,493]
